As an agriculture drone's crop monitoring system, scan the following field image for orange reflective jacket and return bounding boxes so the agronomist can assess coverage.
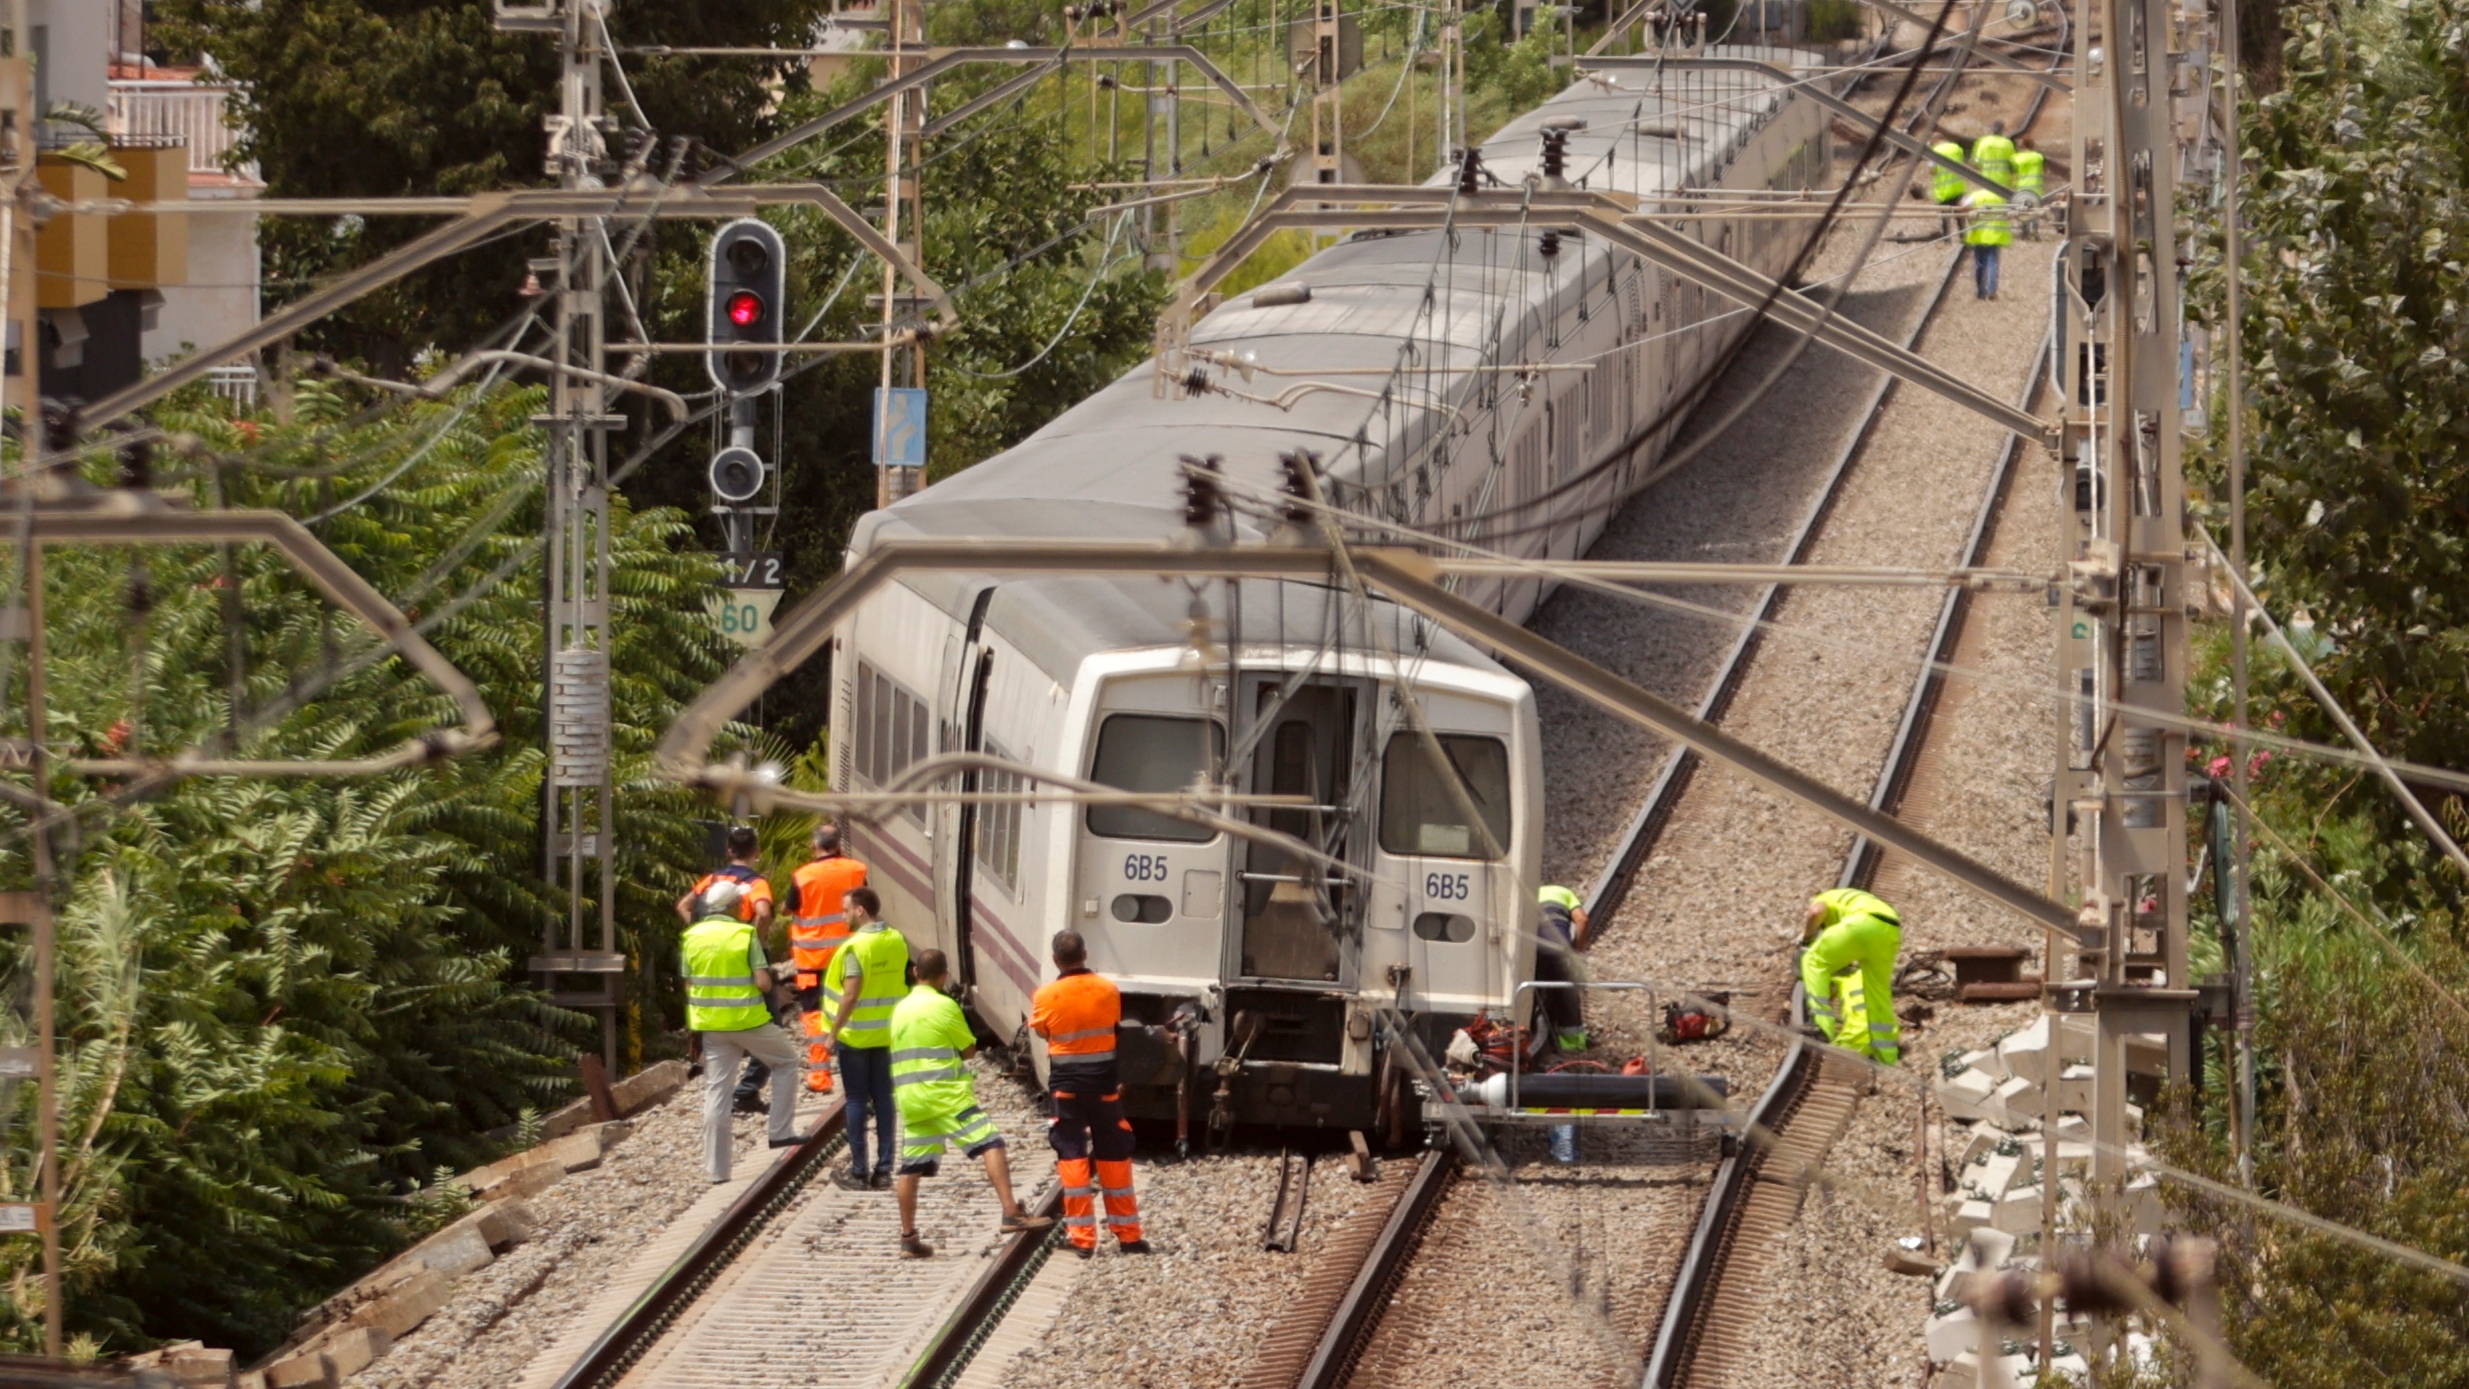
[789,855,868,972]
[1032,969,1122,1060]
[691,864,771,923]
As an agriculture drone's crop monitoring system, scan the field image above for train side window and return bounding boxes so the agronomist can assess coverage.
[1378,732,1512,860]
[978,737,1024,891]
[1087,714,1224,843]
[853,660,930,823]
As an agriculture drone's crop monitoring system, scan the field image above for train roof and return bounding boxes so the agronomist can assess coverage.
[848,48,1821,683]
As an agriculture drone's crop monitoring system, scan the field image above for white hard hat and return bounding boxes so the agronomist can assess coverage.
[698,879,746,917]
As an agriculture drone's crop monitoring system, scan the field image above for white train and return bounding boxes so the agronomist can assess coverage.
[831,53,1827,1136]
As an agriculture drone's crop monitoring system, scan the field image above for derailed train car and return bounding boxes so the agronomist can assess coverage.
[831,55,1828,1134]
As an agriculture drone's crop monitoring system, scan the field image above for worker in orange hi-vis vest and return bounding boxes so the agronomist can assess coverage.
[788,824,869,1095]
[1031,930,1151,1258]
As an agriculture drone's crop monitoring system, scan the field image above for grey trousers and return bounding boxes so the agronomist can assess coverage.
[700,1024,799,1182]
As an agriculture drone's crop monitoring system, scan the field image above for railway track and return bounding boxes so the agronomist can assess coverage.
[1643,331,2055,1389]
[1227,229,1990,1389]
[513,1082,1066,1389]
[503,47,2065,1389]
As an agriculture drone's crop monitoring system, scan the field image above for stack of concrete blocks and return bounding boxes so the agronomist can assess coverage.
[1922,1229,2156,1389]
[233,1061,686,1389]
[1923,1018,2172,1387]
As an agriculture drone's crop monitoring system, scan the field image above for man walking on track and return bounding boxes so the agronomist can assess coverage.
[1962,187,2012,299]
[1799,888,1905,1065]
[788,824,868,1095]
[826,886,910,1190]
[1031,930,1149,1258]
[888,949,1055,1258]
[682,880,800,1183]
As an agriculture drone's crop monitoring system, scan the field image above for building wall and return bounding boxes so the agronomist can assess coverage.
[146,200,260,365]
[32,0,112,119]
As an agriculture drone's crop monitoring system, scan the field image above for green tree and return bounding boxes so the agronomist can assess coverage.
[0,381,737,1356]
[2164,0,2469,1377]
[155,0,829,370]
[620,53,1168,746]
[2190,0,2469,900]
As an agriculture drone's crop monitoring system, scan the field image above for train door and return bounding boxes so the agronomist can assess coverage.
[1368,723,1516,1009]
[1233,679,1364,985]
[935,588,995,984]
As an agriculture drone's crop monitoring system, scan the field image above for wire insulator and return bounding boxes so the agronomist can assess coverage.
[1181,364,1211,395]
[1539,231,1562,260]
[1456,147,1483,197]
[1279,449,1319,528]
[1181,454,1226,530]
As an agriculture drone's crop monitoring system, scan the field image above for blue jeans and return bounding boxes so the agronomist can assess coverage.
[1972,245,2001,298]
[838,1044,897,1177]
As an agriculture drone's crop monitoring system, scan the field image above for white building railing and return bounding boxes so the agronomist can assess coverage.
[104,81,261,184]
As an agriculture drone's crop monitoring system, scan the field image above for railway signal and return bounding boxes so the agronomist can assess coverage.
[707,218,786,394]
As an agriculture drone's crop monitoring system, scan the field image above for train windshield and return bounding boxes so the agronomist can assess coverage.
[1086,714,1225,843]
[1378,732,1512,860]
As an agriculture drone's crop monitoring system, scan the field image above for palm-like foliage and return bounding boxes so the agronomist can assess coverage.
[0,381,739,1354]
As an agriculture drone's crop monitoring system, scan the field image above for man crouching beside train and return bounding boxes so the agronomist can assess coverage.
[1800,888,1904,1065]
[1031,931,1151,1258]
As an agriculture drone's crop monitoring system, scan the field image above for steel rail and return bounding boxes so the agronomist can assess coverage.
[1583,243,1963,928]
[1294,1148,1457,1389]
[1642,316,2055,1389]
[1845,334,2052,886]
[896,1186,1069,1389]
[1640,1016,1817,1388]
[546,1102,849,1389]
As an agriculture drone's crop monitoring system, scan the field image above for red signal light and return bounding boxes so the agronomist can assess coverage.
[727,290,765,328]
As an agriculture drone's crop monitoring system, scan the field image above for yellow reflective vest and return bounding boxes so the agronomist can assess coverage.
[2013,148,2046,197]
[1963,191,2013,247]
[831,923,912,1049]
[683,916,769,1032]
[1970,132,2018,186]
[1928,141,1968,204]
[890,984,977,1120]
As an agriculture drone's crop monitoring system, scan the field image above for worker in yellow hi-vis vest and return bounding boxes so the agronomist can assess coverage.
[1800,888,1904,1065]
[1927,138,1969,240]
[1962,188,2013,300]
[2012,139,2048,239]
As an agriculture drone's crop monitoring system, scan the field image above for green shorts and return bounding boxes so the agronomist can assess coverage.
[896,1101,1003,1176]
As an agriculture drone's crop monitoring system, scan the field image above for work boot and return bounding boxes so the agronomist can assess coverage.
[870,1171,893,1191]
[733,1092,769,1115]
[1118,1239,1152,1255]
[900,1232,935,1259]
[1000,1211,1054,1235]
[1069,1243,1095,1260]
[830,1168,872,1193]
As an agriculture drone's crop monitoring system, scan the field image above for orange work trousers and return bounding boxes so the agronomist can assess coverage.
[1050,1084,1141,1249]
[793,978,835,1093]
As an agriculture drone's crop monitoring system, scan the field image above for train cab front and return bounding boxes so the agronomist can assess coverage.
[1069,650,1540,1146]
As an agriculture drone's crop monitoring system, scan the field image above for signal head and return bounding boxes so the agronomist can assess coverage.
[708,218,788,395]
[709,445,767,504]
